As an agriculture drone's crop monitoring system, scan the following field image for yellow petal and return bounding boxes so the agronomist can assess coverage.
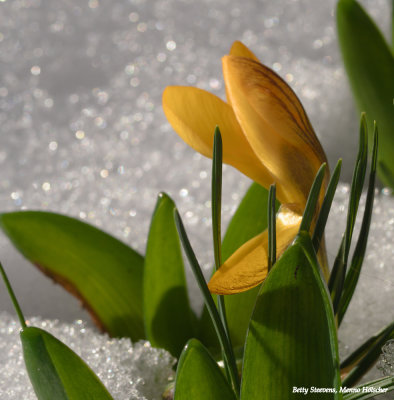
[208,204,302,294]
[222,55,328,206]
[162,86,276,190]
[226,41,260,106]
[229,41,260,61]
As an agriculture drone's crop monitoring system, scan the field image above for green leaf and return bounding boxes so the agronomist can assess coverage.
[174,339,236,400]
[144,193,195,357]
[241,232,341,399]
[267,184,277,272]
[0,251,113,399]
[312,159,342,252]
[21,327,114,400]
[212,126,223,272]
[342,376,394,400]
[211,127,233,383]
[341,322,394,388]
[174,209,240,397]
[329,117,368,313]
[0,211,145,340]
[340,321,394,373]
[338,128,378,325]
[337,0,394,189]
[222,183,276,347]
[299,163,327,233]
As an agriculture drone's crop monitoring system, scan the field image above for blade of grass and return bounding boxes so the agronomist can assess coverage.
[342,322,394,387]
[212,127,223,272]
[219,183,276,348]
[329,115,368,313]
[344,115,368,258]
[343,376,394,400]
[267,184,276,272]
[312,159,342,252]
[299,163,327,233]
[174,209,240,398]
[338,126,378,325]
[0,261,26,328]
[340,321,394,372]
[211,127,233,382]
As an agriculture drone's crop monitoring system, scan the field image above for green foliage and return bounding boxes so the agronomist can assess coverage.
[174,209,240,397]
[342,376,394,400]
[174,339,236,400]
[21,327,114,400]
[329,117,368,314]
[0,261,113,400]
[0,211,145,340]
[312,159,342,252]
[199,182,274,349]
[1,121,393,400]
[341,322,394,388]
[241,232,341,400]
[144,193,195,357]
[267,184,277,271]
[211,128,232,350]
[299,163,327,233]
[338,128,378,324]
[337,0,394,189]
[222,182,276,347]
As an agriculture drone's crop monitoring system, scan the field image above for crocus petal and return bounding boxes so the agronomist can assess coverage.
[226,41,260,106]
[208,204,302,294]
[223,55,328,206]
[229,41,260,61]
[162,86,276,191]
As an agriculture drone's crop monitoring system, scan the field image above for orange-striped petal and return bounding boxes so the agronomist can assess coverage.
[226,41,260,106]
[208,204,302,294]
[223,55,328,206]
[162,86,276,190]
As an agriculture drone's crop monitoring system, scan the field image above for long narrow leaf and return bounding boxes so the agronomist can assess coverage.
[267,184,276,272]
[312,159,342,252]
[144,193,195,357]
[199,183,274,348]
[299,163,326,233]
[342,376,394,400]
[0,261,26,329]
[174,209,240,397]
[340,321,394,371]
[211,127,233,383]
[330,117,368,313]
[338,128,378,325]
[0,211,145,340]
[212,127,223,272]
[342,322,394,387]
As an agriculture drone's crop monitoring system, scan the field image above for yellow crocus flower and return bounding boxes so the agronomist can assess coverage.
[163,41,329,294]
